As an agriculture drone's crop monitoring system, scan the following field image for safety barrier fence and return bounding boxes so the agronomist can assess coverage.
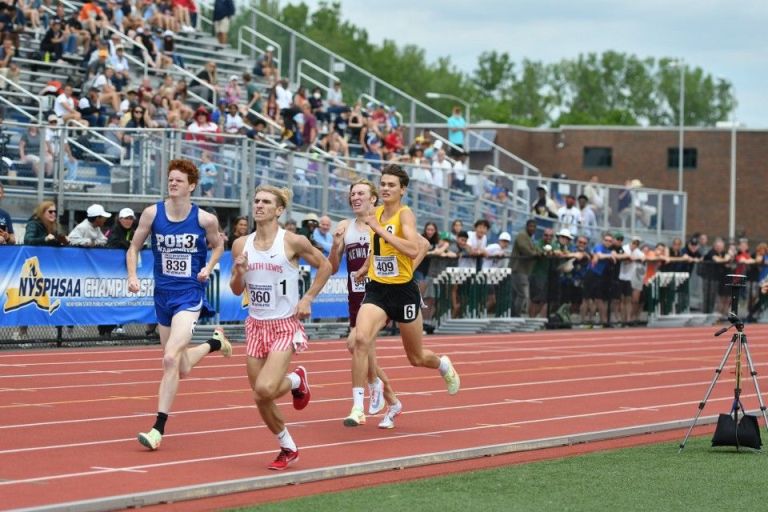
[3,242,762,347]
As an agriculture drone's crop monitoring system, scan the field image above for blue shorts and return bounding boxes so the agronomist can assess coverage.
[154,287,214,327]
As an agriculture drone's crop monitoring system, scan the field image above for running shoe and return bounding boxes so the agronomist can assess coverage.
[368,379,385,415]
[440,355,461,395]
[267,447,299,471]
[291,366,311,410]
[137,428,162,450]
[378,401,403,429]
[213,328,233,357]
[343,406,366,427]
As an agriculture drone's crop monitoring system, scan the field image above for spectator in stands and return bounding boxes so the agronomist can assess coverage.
[226,215,248,249]
[53,83,86,126]
[347,101,364,155]
[40,17,65,63]
[224,74,242,105]
[24,200,68,245]
[583,232,616,325]
[557,194,581,236]
[199,150,218,196]
[300,103,318,149]
[583,174,607,217]
[431,148,452,189]
[0,37,19,89]
[307,86,326,124]
[44,114,79,182]
[529,228,555,318]
[0,183,15,245]
[284,218,297,233]
[133,26,161,70]
[102,114,124,160]
[325,80,345,117]
[212,0,234,45]
[484,231,512,269]
[190,60,217,102]
[242,72,261,110]
[253,44,276,82]
[187,107,220,150]
[86,39,110,78]
[0,3,20,47]
[78,0,108,36]
[69,203,111,247]
[173,0,195,32]
[298,212,319,241]
[312,215,333,256]
[383,125,405,158]
[510,219,541,317]
[19,124,50,177]
[78,87,106,128]
[318,130,349,159]
[262,89,279,126]
[222,102,245,134]
[450,151,469,192]
[17,0,41,30]
[109,45,130,90]
[446,105,466,156]
[362,130,383,170]
[531,184,558,220]
[466,219,490,270]
[578,194,597,242]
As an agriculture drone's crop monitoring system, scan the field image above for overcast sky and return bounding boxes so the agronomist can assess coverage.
[298,0,767,128]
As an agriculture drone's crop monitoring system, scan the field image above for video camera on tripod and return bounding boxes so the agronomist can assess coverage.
[679,273,767,452]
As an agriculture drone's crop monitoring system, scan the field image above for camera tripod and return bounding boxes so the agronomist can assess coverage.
[679,275,768,452]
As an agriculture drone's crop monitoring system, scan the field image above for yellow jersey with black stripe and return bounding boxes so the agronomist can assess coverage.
[367,205,413,284]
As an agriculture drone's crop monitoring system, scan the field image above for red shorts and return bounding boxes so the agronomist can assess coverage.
[245,316,308,359]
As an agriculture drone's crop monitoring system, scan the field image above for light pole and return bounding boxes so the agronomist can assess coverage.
[671,60,685,192]
[425,91,471,128]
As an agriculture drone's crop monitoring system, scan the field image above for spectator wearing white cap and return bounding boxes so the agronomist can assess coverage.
[68,204,111,246]
[44,114,79,182]
[107,207,137,249]
[253,44,276,82]
[224,74,242,105]
[483,231,512,269]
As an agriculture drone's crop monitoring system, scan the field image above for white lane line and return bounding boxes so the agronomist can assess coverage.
[0,364,756,429]
[91,466,147,474]
[0,396,737,488]
[1,340,758,381]
[0,376,754,455]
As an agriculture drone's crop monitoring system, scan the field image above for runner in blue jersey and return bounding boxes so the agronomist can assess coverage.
[127,158,232,451]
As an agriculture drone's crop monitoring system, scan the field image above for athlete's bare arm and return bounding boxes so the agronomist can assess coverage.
[328,219,350,274]
[229,235,248,296]
[412,235,430,269]
[365,208,420,260]
[198,209,224,283]
[286,232,332,319]
[127,205,157,293]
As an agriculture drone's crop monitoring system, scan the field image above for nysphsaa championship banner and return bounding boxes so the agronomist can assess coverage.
[0,246,349,326]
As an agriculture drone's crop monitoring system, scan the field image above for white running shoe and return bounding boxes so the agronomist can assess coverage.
[368,379,385,415]
[378,401,403,429]
[343,407,366,427]
[137,428,162,450]
[440,355,460,395]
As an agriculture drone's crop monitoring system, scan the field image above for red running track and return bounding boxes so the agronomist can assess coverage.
[2,325,768,510]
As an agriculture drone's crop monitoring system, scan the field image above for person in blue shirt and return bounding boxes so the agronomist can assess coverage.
[312,215,333,256]
[127,158,232,451]
[446,106,466,156]
[583,232,616,325]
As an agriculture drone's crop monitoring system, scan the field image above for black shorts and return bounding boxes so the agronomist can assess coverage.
[363,279,421,324]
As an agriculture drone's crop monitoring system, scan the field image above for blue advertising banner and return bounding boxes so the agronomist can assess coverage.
[0,246,350,326]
